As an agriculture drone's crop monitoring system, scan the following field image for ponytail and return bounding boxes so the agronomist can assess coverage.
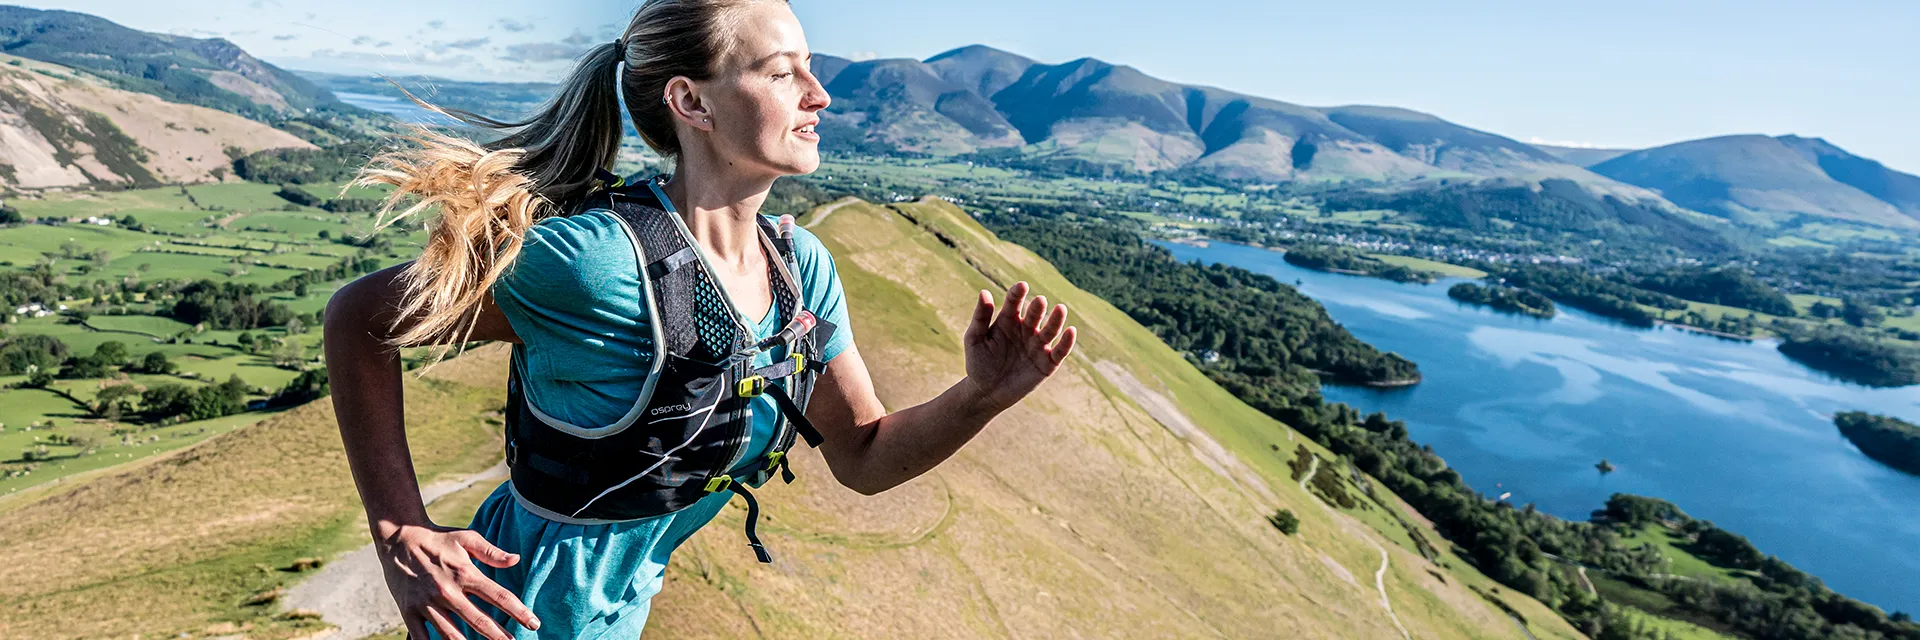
[354,0,787,368]
[355,41,625,365]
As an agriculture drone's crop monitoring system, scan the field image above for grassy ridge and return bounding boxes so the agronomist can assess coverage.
[0,198,1581,639]
[649,199,1580,639]
[0,348,507,638]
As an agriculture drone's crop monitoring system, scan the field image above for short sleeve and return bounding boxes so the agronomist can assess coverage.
[787,225,854,362]
[491,210,655,427]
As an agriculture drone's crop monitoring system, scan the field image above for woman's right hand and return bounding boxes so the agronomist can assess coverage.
[375,523,541,639]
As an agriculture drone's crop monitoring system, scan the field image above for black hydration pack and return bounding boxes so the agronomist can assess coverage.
[503,172,834,563]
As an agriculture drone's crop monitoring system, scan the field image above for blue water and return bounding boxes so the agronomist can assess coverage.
[335,91,463,125]
[1158,240,1920,613]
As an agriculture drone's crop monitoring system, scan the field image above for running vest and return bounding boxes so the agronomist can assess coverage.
[503,172,833,563]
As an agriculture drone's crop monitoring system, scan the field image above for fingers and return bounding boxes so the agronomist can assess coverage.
[1049,326,1078,365]
[423,604,468,640]
[463,570,540,632]
[1038,303,1068,342]
[455,530,519,569]
[964,289,993,346]
[995,282,1030,331]
[442,585,514,640]
[1021,295,1047,331]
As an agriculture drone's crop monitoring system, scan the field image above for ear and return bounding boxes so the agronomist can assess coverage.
[664,76,714,132]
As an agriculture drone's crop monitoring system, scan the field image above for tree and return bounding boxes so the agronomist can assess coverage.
[140,351,174,374]
[93,341,129,367]
[0,335,69,374]
[93,384,140,420]
[1842,298,1884,328]
[1268,509,1300,535]
[272,338,306,368]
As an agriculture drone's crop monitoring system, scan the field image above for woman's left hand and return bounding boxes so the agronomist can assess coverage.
[960,281,1078,411]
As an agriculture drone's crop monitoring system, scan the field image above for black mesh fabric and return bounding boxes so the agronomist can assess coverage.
[504,183,832,523]
[606,189,743,364]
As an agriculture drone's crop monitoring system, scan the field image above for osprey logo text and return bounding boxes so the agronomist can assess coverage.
[651,402,695,417]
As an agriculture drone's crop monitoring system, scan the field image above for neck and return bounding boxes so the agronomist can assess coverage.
[659,161,775,269]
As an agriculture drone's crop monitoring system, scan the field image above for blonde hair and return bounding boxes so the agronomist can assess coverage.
[356,0,786,366]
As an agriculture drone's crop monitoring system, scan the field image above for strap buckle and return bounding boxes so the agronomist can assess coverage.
[737,375,767,398]
[704,475,734,493]
[789,352,806,373]
[764,450,786,472]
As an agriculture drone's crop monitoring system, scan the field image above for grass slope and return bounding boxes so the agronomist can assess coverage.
[0,198,1583,639]
[0,348,507,639]
[647,198,1581,639]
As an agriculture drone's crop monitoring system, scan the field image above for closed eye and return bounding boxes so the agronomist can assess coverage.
[773,72,793,80]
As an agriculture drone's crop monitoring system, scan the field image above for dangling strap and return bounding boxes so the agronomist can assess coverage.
[729,483,773,563]
[761,382,824,448]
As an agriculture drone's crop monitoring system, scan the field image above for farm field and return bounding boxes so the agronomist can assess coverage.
[0,176,413,506]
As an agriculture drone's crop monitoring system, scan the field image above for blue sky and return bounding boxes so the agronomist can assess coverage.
[29,0,1920,172]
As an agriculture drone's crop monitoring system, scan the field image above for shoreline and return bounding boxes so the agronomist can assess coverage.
[1656,320,1760,342]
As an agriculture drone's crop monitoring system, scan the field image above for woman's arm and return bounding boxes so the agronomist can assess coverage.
[324,262,539,639]
[804,281,1076,495]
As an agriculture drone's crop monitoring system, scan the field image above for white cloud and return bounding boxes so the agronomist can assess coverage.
[847,51,879,62]
[1526,136,1614,149]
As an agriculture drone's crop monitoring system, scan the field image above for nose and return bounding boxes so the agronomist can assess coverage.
[800,66,830,113]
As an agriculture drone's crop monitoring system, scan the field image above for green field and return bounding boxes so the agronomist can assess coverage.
[1617,524,1748,584]
[1371,254,1489,279]
[183,183,294,212]
[1618,605,1739,640]
[85,314,193,338]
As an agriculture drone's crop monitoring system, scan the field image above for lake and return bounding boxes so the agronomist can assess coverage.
[335,91,463,125]
[1158,239,1920,613]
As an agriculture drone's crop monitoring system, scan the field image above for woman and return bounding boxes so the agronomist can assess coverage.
[322,0,1077,638]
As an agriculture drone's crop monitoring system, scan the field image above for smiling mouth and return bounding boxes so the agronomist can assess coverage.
[794,124,817,134]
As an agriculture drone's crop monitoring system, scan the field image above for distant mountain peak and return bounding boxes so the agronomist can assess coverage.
[1591,134,1920,227]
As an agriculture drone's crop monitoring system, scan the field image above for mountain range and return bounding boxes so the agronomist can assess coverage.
[811,45,1920,230]
[0,6,338,120]
[1,5,1915,234]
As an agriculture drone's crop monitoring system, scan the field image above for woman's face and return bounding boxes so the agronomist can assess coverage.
[700,2,830,179]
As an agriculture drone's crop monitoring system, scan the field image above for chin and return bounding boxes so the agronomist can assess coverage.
[776,152,821,176]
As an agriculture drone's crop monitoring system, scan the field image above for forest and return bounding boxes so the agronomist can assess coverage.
[984,214,1919,640]
[1281,244,1435,283]
[1492,264,1688,327]
[1834,412,1920,476]
[1447,282,1557,318]
[1634,266,1797,317]
[986,218,1421,392]
[1777,328,1920,388]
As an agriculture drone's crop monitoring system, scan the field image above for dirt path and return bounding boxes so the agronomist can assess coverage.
[804,197,862,229]
[1298,455,1412,640]
[282,462,508,639]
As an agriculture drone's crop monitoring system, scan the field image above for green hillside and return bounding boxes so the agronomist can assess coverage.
[0,5,338,120]
[0,198,1581,639]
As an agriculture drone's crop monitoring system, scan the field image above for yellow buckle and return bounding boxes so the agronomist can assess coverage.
[764,451,786,471]
[737,376,767,397]
[704,475,733,492]
[790,353,806,372]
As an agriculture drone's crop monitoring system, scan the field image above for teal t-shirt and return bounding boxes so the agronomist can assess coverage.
[446,207,853,638]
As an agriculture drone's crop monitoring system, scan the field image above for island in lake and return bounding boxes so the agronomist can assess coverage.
[1835,412,1920,476]
[1447,282,1557,318]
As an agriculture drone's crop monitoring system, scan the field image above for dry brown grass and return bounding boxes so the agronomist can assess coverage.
[645,199,1586,639]
[0,347,509,639]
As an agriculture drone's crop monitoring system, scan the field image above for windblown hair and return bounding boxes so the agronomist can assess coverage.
[356,0,784,365]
